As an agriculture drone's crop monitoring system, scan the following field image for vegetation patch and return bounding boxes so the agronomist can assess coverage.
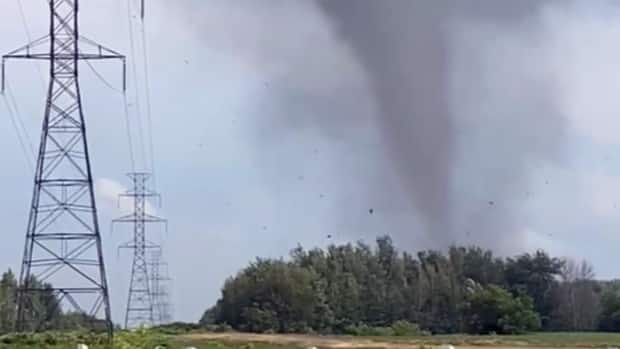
[201,237,607,335]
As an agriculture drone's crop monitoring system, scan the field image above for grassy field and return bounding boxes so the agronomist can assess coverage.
[4,331,620,349]
[176,332,620,349]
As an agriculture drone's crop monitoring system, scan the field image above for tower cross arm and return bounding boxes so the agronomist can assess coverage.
[2,36,126,93]
[78,36,125,60]
[2,36,124,60]
[2,35,50,59]
[111,214,168,226]
[118,241,161,251]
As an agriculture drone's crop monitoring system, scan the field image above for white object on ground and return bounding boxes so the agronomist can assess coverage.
[77,344,89,349]
[440,345,455,349]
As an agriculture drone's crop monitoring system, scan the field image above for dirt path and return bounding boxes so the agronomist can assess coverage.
[179,332,581,349]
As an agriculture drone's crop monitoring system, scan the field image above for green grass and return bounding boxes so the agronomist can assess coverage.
[5,331,620,349]
[0,331,293,349]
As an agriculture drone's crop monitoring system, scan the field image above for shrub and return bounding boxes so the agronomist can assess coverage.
[0,331,110,348]
[345,321,427,337]
[215,323,233,333]
[462,284,541,334]
[390,321,428,337]
[112,328,169,349]
[154,322,200,335]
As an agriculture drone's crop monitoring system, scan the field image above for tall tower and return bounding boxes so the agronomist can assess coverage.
[149,249,173,325]
[2,0,124,335]
[113,172,167,329]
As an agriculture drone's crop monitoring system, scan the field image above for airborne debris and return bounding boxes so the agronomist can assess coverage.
[369,208,374,214]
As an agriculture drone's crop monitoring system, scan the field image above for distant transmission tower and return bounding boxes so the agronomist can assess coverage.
[149,248,173,325]
[2,0,125,335]
[113,172,167,329]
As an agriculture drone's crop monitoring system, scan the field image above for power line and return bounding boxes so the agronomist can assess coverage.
[125,0,148,171]
[1,93,34,173]
[15,0,46,90]
[123,93,137,173]
[82,51,136,174]
[140,19,158,188]
[85,59,124,93]
[4,82,35,158]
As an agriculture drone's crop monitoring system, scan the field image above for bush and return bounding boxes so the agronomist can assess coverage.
[154,322,200,335]
[390,321,428,337]
[345,321,428,337]
[0,331,109,348]
[344,324,390,336]
[203,323,234,333]
[112,328,168,349]
[215,323,233,333]
[599,286,620,331]
[462,285,541,334]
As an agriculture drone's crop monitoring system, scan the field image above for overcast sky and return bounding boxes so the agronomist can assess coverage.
[3,0,620,324]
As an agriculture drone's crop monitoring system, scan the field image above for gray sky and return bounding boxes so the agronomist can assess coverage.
[2,0,620,324]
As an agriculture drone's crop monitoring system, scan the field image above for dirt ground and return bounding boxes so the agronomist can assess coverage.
[179,332,584,349]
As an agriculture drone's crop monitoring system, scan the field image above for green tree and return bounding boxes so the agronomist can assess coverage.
[550,259,600,331]
[598,282,620,331]
[449,246,505,286]
[0,269,17,334]
[504,250,563,329]
[216,258,319,333]
[417,250,460,333]
[205,238,604,335]
[462,284,540,334]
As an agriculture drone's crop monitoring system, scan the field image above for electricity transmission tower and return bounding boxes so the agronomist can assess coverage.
[149,249,173,325]
[113,172,167,329]
[2,0,125,335]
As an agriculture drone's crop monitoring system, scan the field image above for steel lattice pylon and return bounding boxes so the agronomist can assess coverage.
[2,0,124,336]
[113,173,167,329]
[149,249,173,325]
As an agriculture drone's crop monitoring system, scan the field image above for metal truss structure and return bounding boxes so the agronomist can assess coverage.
[149,248,173,325]
[113,172,167,329]
[2,0,125,337]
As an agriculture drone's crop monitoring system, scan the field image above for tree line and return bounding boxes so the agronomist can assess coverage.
[200,236,620,335]
[0,270,106,334]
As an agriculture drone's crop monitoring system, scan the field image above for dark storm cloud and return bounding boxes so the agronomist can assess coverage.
[317,0,454,240]
[317,0,567,248]
[169,0,570,250]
